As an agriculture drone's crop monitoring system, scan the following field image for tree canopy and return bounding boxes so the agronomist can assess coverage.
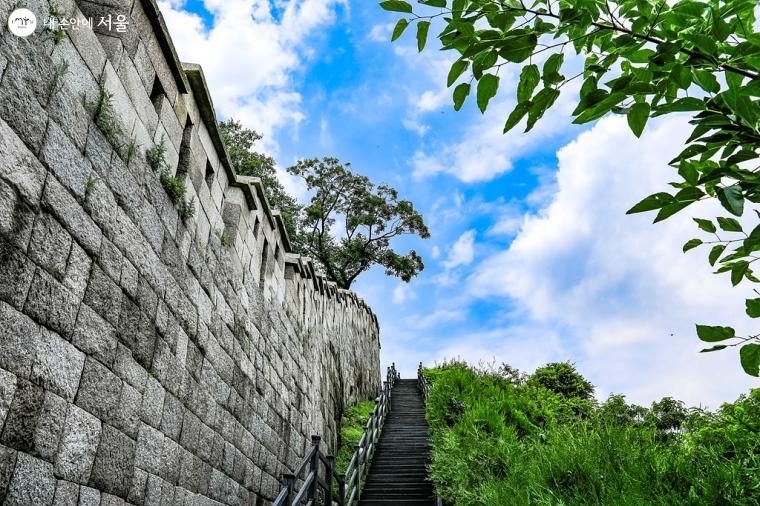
[220,120,429,289]
[288,157,430,289]
[218,119,301,239]
[380,0,760,376]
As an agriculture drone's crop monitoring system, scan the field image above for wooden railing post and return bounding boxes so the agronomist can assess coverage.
[310,435,321,502]
[338,474,346,505]
[354,444,362,502]
[284,473,296,505]
[325,455,335,506]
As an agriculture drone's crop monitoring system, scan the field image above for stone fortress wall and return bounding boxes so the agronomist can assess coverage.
[0,0,381,504]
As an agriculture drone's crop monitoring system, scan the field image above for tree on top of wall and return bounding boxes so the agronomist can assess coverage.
[220,120,430,289]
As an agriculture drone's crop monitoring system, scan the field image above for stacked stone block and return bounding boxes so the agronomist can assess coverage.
[0,0,381,504]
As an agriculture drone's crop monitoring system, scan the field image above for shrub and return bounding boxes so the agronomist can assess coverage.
[424,362,759,505]
[146,136,168,172]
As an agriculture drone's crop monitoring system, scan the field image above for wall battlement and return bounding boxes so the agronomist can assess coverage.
[0,0,381,504]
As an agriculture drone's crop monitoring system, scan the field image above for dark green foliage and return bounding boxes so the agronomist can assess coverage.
[179,198,196,221]
[380,0,760,375]
[160,169,186,204]
[288,157,430,289]
[146,136,168,172]
[335,400,375,474]
[527,362,594,400]
[218,119,301,240]
[219,120,429,288]
[87,88,121,140]
[424,362,760,505]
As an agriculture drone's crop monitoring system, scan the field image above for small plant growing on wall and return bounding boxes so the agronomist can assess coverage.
[84,87,122,141]
[215,228,232,247]
[160,169,186,203]
[44,5,66,45]
[46,61,69,104]
[146,135,168,172]
[179,197,196,221]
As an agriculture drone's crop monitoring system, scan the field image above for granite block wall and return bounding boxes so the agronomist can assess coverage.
[0,0,382,504]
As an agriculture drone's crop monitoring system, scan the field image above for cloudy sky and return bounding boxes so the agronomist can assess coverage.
[158,0,757,408]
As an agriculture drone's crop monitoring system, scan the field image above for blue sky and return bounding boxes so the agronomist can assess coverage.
[159,0,757,407]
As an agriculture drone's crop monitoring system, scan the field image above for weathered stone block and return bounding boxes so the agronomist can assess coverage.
[135,424,163,476]
[75,357,121,423]
[160,393,183,442]
[99,238,123,283]
[140,375,165,429]
[118,297,157,372]
[114,382,141,440]
[52,479,79,506]
[83,265,122,327]
[63,242,91,300]
[0,118,47,208]
[28,213,72,281]
[0,444,17,503]
[0,58,49,153]
[113,344,147,393]
[40,121,92,200]
[78,486,100,506]
[0,179,36,254]
[4,452,56,505]
[0,301,39,379]
[159,437,180,484]
[0,379,44,453]
[31,329,85,402]
[42,175,103,257]
[127,465,147,504]
[72,304,118,368]
[55,404,101,484]
[33,392,68,462]
[23,269,79,338]
[0,368,17,429]
[88,425,135,498]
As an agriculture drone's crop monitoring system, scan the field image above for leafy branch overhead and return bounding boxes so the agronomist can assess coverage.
[381,0,760,375]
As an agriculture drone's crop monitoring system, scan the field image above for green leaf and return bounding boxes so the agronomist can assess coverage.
[504,101,530,133]
[416,21,430,51]
[717,217,742,232]
[708,244,726,266]
[498,31,537,63]
[517,64,540,103]
[654,201,692,223]
[696,324,735,342]
[746,298,760,318]
[670,64,692,89]
[526,88,559,132]
[731,261,749,286]
[693,70,720,93]
[420,0,447,7]
[683,238,702,252]
[379,0,413,12]
[717,185,744,216]
[700,345,727,353]
[391,18,409,41]
[476,74,499,113]
[626,193,674,214]
[693,218,716,233]
[740,344,760,377]
[447,60,469,87]
[543,53,564,78]
[453,83,470,111]
[627,103,650,138]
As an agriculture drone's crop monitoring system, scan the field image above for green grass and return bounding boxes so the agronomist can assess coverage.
[425,362,760,505]
[336,399,376,474]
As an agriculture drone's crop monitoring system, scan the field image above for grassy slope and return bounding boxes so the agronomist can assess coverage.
[425,364,759,505]
[336,399,376,474]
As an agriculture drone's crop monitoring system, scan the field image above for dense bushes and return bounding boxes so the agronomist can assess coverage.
[425,361,759,505]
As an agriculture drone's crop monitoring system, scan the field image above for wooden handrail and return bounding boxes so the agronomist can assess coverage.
[272,363,399,506]
[417,362,430,402]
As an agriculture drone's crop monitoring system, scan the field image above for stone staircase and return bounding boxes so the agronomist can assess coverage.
[359,379,436,505]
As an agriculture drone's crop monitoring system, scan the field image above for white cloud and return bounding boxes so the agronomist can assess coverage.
[158,0,345,149]
[368,22,393,42]
[443,229,476,270]
[467,114,757,407]
[431,245,441,259]
[392,283,416,304]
